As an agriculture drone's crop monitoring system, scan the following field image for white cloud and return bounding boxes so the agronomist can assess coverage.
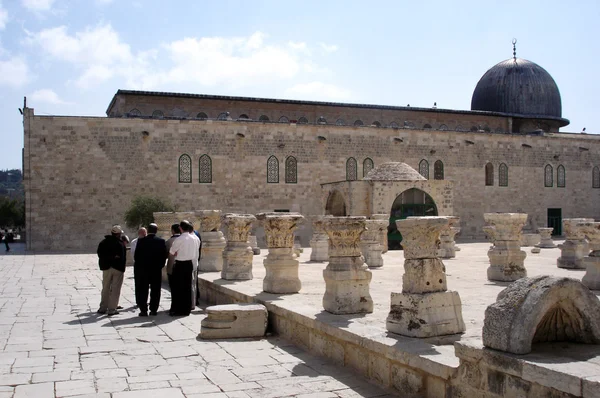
[22,0,55,11]
[285,81,351,101]
[0,56,30,87]
[0,2,7,30]
[29,89,69,104]
[319,42,338,53]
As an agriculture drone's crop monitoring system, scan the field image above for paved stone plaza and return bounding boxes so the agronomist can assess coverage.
[0,243,393,398]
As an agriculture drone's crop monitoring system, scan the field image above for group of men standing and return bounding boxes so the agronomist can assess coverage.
[96,220,201,317]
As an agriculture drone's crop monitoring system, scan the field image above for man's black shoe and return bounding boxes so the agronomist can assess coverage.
[138,311,148,317]
[150,311,158,316]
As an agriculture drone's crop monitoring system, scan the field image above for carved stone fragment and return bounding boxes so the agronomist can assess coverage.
[195,210,226,272]
[221,214,256,280]
[200,304,268,339]
[483,213,528,282]
[557,218,592,269]
[309,216,329,262]
[536,227,557,248]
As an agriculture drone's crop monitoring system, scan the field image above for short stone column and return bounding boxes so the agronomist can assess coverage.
[257,213,304,294]
[372,214,389,253]
[536,227,557,248]
[196,210,226,272]
[579,222,600,290]
[309,216,329,262]
[248,236,261,255]
[154,211,196,239]
[558,218,592,269]
[438,216,459,259]
[483,213,528,282]
[386,217,465,337]
[360,219,388,268]
[322,217,373,314]
[221,214,256,280]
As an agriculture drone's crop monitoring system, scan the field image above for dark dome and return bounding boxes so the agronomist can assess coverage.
[471,58,562,118]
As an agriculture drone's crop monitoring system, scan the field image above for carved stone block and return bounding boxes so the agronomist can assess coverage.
[221,214,256,280]
[484,213,528,282]
[200,304,268,339]
[536,227,557,248]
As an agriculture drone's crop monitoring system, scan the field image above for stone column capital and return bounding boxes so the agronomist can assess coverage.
[322,216,366,257]
[258,214,304,249]
[578,222,600,253]
[362,219,389,242]
[564,218,594,240]
[222,214,256,242]
[195,210,222,232]
[396,216,448,259]
[483,213,528,241]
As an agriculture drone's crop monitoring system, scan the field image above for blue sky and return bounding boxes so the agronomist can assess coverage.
[1,0,598,170]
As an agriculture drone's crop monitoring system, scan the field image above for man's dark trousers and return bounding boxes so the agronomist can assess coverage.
[134,266,162,313]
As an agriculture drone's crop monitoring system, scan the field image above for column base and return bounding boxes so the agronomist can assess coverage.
[583,256,600,290]
[199,232,226,272]
[323,266,373,314]
[221,243,254,280]
[310,239,328,262]
[263,249,301,294]
[487,247,527,281]
[386,291,465,338]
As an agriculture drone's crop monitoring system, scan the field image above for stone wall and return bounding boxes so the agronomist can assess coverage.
[23,108,600,251]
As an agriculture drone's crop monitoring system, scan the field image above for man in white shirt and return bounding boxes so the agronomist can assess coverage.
[169,220,200,316]
[130,228,147,259]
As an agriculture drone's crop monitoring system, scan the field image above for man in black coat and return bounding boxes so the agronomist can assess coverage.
[97,225,127,316]
[133,223,167,316]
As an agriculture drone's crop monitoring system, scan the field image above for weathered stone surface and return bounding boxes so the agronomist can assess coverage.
[200,304,267,339]
[154,211,197,239]
[520,233,541,247]
[221,214,256,280]
[196,210,225,272]
[484,213,528,282]
[371,214,389,253]
[249,236,261,255]
[537,227,557,248]
[361,219,388,268]
[322,217,373,314]
[395,216,448,260]
[483,276,600,354]
[579,222,600,289]
[531,247,541,254]
[258,213,304,294]
[309,216,329,262]
[402,258,447,294]
[557,218,592,269]
[438,217,460,259]
[363,162,426,181]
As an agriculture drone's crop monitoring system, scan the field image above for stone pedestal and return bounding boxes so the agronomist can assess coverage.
[196,210,226,272]
[200,304,267,339]
[257,213,304,294]
[322,217,373,314]
[579,222,600,290]
[372,214,389,253]
[438,217,460,259]
[249,236,261,255]
[221,214,256,280]
[520,233,540,247]
[386,217,465,338]
[557,218,592,269]
[360,219,388,268]
[484,213,528,282]
[309,216,329,262]
[537,227,557,248]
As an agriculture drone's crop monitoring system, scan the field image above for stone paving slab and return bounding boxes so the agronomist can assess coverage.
[0,244,394,397]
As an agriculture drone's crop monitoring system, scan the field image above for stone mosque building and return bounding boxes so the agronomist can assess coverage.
[22,50,600,251]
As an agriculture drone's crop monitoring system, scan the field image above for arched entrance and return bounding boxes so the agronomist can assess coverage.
[388,188,438,250]
[325,190,347,216]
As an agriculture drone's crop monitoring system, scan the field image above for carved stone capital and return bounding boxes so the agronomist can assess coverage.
[563,218,594,240]
[196,210,222,232]
[362,219,388,242]
[322,216,366,257]
[153,211,197,238]
[396,216,449,259]
[483,213,528,241]
[222,214,256,242]
[578,222,600,253]
[258,214,304,249]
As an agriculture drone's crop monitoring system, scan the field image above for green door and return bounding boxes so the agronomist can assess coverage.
[547,208,562,236]
[388,188,438,250]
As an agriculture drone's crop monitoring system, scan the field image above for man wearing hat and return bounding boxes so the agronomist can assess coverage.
[133,223,167,316]
[96,225,127,316]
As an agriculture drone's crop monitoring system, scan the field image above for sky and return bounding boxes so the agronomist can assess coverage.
[0,0,599,170]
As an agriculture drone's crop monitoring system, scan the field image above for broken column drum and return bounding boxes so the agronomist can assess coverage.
[309,216,329,262]
[196,210,226,272]
[557,218,592,269]
[371,214,389,253]
[322,216,373,315]
[386,216,465,338]
[483,213,528,282]
[221,214,256,280]
[248,235,261,255]
[360,219,388,268]
[438,216,460,259]
[537,227,557,248]
[258,213,304,294]
[579,222,600,290]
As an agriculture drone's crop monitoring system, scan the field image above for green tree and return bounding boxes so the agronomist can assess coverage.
[0,197,24,228]
[123,196,176,230]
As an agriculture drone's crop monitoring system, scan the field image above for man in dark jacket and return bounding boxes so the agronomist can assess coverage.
[97,225,127,316]
[134,223,167,316]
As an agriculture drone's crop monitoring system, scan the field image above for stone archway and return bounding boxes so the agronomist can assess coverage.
[388,188,438,250]
[325,190,347,216]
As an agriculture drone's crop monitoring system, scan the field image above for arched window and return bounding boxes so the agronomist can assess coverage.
[485,163,494,186]
[389,121,399,128]
[557,165,566,188]
[346,157,357,181]
[129,109,141,117]
[267,156,279,183]
[499,163,508,187]
[419,159,429,179]
[198,155,212,183]
[196,112,208,120]
[423,124,432,130]
[593,166,600,188]
[285,156,297,184]
[353,120,364,126]
[434,160,444,180]
[298,117,308,124]
[217,112,228,121]
[279,116,289,123]
[152,110,164,119]
[335,119,345,126]
[238,114,250,120]
[178,154,192,183]
[439,124,448,131]
[363,158,374,177]
[259,115,269,122]
[371,121,381,127]
[544,165,553,187]
[317,116,327,124]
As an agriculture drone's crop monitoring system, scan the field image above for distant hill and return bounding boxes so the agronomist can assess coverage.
[0,169,23,200]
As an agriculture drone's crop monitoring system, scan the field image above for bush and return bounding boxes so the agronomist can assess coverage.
[0,197,24,228]
[123,196,176,230]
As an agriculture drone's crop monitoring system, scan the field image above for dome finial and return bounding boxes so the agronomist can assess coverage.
[512,38,517,60]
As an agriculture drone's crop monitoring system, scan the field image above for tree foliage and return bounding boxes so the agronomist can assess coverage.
[0,197,24,228]
[123,196,176,230]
